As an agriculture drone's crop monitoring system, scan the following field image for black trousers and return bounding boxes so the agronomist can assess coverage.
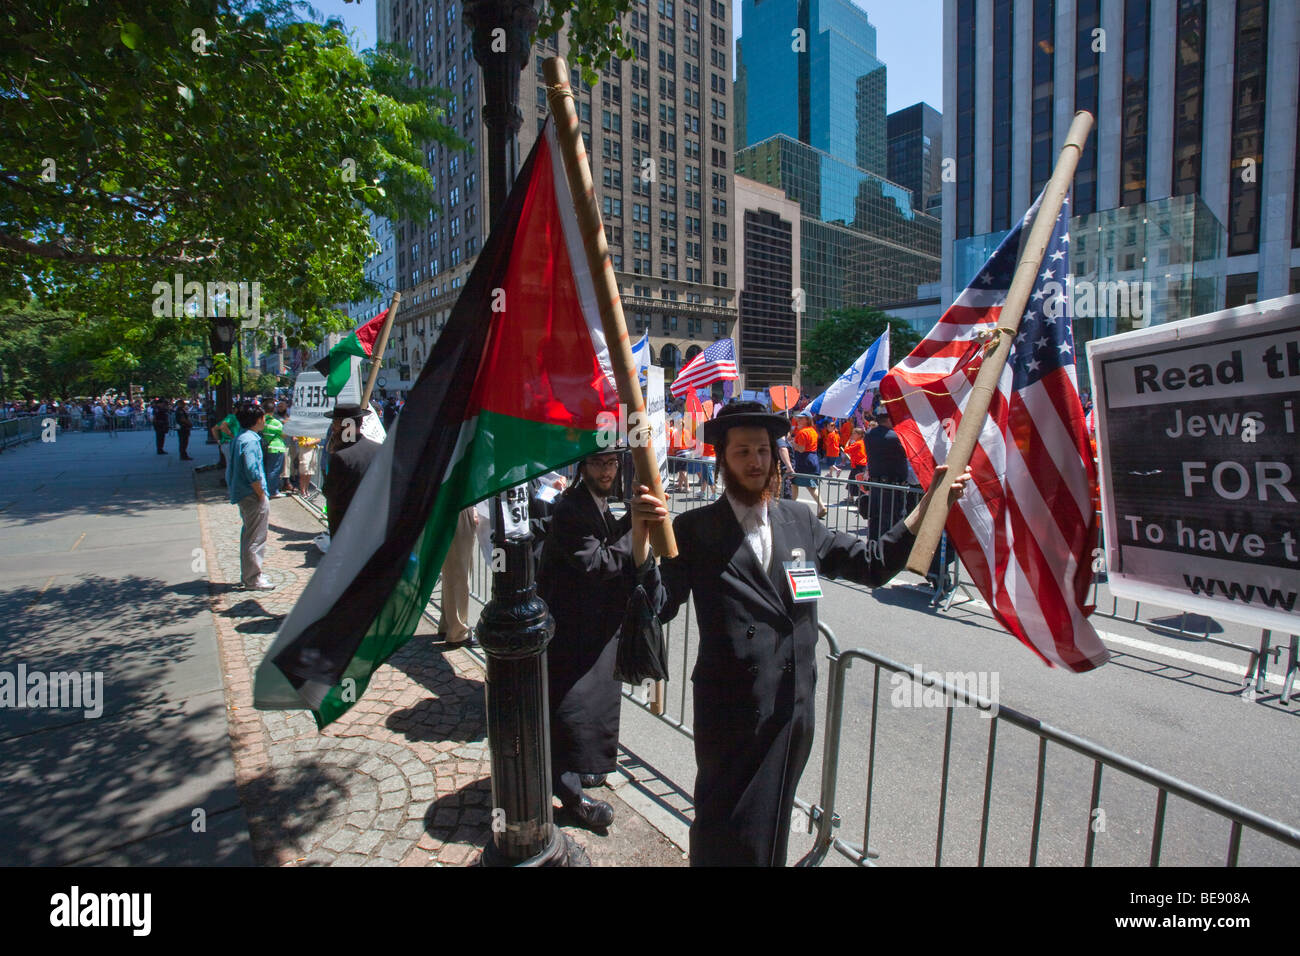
[154,426,167,452]
[552,769,583,809]
[178,427,191,458]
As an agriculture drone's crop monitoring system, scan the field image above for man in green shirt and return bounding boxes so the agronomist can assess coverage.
[210,409,242,485]
[262,402,288,498]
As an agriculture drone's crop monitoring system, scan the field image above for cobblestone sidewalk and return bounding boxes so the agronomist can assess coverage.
[193,469,684,867]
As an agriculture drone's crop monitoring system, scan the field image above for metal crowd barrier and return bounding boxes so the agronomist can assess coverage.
[0,415,44,449]
[797,623,1300,867]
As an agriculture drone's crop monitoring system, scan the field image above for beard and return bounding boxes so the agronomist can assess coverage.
[720,457,777,507]
[583,470,618,500]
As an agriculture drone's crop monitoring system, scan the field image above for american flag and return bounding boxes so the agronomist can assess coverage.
[670,337,738,397]
[879,192,1109,672]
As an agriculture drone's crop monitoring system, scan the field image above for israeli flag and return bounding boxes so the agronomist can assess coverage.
[805,328,891,420]
[631,331,651,385]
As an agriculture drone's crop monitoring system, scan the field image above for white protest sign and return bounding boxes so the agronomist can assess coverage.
[1086,293,1300,632]
[283,368,385,443]
[646,364,667,484]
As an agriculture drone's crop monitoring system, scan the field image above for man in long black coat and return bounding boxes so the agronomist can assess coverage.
[322,405,381,538]
[536,450,636,831]
[630,401,970,866]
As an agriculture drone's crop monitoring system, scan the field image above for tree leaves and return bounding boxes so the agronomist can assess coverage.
[2,0,463,368]
[801,307,923,388]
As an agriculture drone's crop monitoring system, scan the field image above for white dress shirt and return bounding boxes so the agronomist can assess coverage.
[727,493,772,572]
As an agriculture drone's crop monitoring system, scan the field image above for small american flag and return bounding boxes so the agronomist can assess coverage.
[879,192,1109,672]
[670,337,738,397]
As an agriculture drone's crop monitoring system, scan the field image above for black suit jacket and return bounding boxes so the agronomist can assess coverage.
[322,437,381,536]
[641,496,915,866]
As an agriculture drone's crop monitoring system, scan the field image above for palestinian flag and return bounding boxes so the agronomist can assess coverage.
[314,309,389,397]
[254,118,620,727]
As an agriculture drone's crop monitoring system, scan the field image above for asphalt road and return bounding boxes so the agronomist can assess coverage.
[599,495,1300,868]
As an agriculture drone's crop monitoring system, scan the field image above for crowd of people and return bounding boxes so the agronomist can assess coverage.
[217,394,391,592]
[661,401,916,527]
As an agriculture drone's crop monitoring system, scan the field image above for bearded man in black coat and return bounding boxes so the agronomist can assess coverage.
[629,402,970,866]
[536,449,636,831]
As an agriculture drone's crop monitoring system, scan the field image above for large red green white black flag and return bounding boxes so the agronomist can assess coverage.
[254,118,620,726]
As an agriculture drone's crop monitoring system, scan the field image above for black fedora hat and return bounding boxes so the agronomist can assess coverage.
[701,400,790,446]
[329,403,367,420]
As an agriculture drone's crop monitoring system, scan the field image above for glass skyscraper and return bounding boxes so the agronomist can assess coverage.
[942,0,1299,337]
[735,0,941,378]
[736,0,887,176]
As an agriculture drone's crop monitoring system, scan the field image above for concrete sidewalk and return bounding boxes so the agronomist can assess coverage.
[0,429,252,864]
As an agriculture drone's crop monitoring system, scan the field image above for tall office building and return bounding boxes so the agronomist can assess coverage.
[735,0,888,175]
[888,102,944,215]
[734,0,941,381]
[943,0,1300,355]
[366,0,739,393]
[734,176,802,387]
[736,135,941,315]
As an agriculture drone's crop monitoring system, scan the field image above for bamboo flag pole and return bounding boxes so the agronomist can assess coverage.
[359,290,402,413]
[905,110,1094,576]
[544,56,677,558]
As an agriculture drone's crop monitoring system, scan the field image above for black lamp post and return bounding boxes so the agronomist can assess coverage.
[211,316,236,426]
[463,0,587,867]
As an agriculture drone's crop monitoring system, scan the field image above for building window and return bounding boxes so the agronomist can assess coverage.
[990,0,1013,231]
[1028,0,1053,202]
[1073,0,1101,216]
[1120,0,1151,207]
[1224,273,1258,308]
[1172,0,1207,198]
[957,0,979,238]
[1227,0,1268,256]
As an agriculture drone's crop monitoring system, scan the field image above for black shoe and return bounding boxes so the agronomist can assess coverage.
[579,773,607,788]
[180,456,194,461]
[564,796,614,831]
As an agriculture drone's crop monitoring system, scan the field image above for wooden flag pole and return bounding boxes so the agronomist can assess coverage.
[904,111,1094,576]
[359,291,402,412]
[544,56,677,558]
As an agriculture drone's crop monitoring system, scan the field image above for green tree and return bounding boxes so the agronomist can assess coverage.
[800,308,922,389]
[1,0,464,359]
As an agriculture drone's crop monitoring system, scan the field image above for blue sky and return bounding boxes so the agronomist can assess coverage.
[301,0,943,113]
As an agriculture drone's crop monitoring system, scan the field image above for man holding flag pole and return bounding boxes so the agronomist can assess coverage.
[628,111,1100,867]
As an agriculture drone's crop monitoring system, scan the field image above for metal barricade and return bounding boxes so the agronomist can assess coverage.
[797,623,1300,867]
[0,415,43,449]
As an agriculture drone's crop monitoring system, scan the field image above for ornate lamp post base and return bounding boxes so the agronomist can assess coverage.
[480,824,590,867]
